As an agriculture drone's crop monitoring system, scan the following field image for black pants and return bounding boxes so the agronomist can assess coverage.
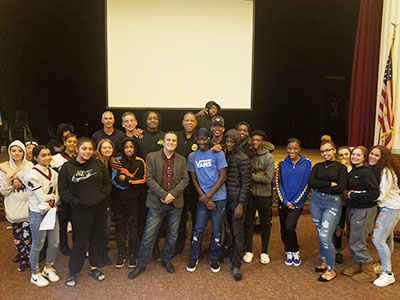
[333,205,347,251]
[69,200,107,274]
[244,195,272,253]
[175,188,199,254]
[226,201,245,268]
[58,200,73,251]
[278,203,303,252]
[138,186,149,242]
[113,198,140,258]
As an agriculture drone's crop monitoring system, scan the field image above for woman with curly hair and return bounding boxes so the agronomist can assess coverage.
[369,145,400,287]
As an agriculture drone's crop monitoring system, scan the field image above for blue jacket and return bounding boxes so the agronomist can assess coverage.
[276,154,311,208]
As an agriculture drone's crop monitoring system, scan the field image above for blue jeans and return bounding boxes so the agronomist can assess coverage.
[190,200,227,262]
[309,191,342,270]
[137,204,182,267]
[29,210,59,273]
[372,207,400,273]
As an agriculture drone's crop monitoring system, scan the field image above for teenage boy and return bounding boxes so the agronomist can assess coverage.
[197,101,221,130]
[243,130,275,265]
[128,132,189,280]
[224,129,251,281]
[186,128,227,273]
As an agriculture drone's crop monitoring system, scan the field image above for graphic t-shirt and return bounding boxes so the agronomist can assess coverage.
[187,149,227,201]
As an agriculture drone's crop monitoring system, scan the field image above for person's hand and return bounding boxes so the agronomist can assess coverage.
[344,190,350,198]
[199,194,209,203]
[162,193,175,204]
[205,199,216,211]
[119,174,126,181]
[110,157,122,170]
[197,108,208,117]
[286,202,295,209]
[258,171,264,176]
[234,203,243,219]
[331,182,338,187]
[135,128,144,139]
[211,144,222,152]
[12,178,22,189]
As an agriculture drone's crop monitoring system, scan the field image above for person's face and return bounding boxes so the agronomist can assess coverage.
[100,141,114,158]
[209,105,218,117]
[122,115,137,132]
[182,113,197,133]
[10,146,24,162]
[124,141,135,158]
[287,142,300,160]
[77,142,93,161]
[64,137,77,153]
[146,112,159,130]
[211,124,224,137]
[251,135,264,152]
[196,136,210,151]
[102,112,115,129]
[225,137,235,152]
[351,148,365,167]
[320,143,336,161]
[62,130,71,141]
[163,133,177,153]
[368,148,382,166]
[25,145,35,161]
[237,124,249,140]
[35,148,52,167]
[338,149,351,165]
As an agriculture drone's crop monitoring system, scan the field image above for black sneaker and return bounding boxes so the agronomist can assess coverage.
[18,263,31,272]
[89,269,105,281]
[128,255,137,268]
[12,253,21,263]
[66,273,76,287]
[210,260,221,273]
[229,267,242,281]
[115,254,126,269]
[186,258,199,272]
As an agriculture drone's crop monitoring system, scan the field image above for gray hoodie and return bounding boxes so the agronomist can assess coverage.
[250,148,274,197]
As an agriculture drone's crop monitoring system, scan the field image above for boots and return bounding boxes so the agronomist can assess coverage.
[342,259,361,276]
[352,262,377,283]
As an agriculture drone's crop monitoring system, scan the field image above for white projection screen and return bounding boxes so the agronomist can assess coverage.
[106,0,254,110]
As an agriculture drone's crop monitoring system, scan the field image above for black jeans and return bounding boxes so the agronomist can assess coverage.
[113,198,140,258]
[333,205,347,251]
[58,200,73,251]
[244,195,272,253]
[175,188,199,254]
[278,203,303,252]
[226,201,245,268]
[69,200,107,274]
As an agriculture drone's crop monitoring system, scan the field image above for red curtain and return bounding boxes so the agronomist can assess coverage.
[348,0,383,148]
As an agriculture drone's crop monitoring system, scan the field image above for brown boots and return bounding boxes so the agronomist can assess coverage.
[352,262,377,283]
[342,260,361,276]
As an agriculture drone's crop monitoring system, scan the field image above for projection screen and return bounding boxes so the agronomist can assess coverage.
[106,0,254,110]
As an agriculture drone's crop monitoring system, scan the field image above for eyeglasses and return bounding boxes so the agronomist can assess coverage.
[320,148,334,154]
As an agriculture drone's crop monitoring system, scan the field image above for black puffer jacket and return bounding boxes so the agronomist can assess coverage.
[225,129,251,204]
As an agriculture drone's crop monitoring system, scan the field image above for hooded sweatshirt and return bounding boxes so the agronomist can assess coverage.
[58,156,112,208]
[250,147,275,197]
[111,137,146,200]
[276,154,311,208]
[197,101,221,130]
[347,165,379,208]
[0,140,33,222]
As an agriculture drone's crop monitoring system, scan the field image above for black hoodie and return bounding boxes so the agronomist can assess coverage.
[58,157,112,208]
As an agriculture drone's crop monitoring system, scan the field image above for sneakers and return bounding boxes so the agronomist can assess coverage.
[66,274,76,287]
[260,253,270,264]
[89,269,105,281]
[115,254,126,269]
[186,258,199,272]
[31,273,49,287]
[42,267,60,282]
[229,267,242,281]
[18,262,31,272]
[292,251,301,267]
[285,252,293,266]
[374,272,395,287]
[210,261,221,273]
[243,252,253,263]
[128,255,137,268]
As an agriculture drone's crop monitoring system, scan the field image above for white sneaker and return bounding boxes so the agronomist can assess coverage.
[260,253,270,264]
[31,273,49,287]
[285,252,293,266]
[243,252,253,263]
[292,251,301,267]
[374,272,395,287]
[42,267,60,282]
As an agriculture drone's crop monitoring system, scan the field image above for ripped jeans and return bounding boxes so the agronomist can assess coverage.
[190,200,226,262]
[372,207,400,273]
[309,191,342,270]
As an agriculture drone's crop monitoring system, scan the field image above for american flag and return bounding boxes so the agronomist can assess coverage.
[377,44,394,148]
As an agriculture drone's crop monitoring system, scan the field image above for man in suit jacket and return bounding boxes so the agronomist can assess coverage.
[128,131,189,280]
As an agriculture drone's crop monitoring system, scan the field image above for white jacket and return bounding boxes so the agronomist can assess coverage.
[377,167,400,209]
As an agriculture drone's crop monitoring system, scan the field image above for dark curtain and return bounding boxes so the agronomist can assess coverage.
[348,0,383,148]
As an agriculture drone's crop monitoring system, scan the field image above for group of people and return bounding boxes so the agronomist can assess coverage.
[0,101,399,289]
